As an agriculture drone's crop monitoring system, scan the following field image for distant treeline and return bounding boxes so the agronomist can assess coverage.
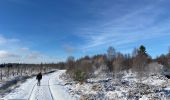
[0,63,65,81]
[65,45,170,82]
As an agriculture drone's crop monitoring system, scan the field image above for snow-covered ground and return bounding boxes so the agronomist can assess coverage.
[2,70,76,100]
[2,69,170,100]
[61,70,170,100]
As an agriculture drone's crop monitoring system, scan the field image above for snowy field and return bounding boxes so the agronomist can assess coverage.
[2,70,76,100]
[60,70,170,100]
[1,70,170,100]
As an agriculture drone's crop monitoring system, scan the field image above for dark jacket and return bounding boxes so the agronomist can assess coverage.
[36,73,42,80]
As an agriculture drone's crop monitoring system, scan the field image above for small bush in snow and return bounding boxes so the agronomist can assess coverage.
[74,70,86,83]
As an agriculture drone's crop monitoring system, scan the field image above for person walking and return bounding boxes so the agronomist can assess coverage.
[36,72,42,86]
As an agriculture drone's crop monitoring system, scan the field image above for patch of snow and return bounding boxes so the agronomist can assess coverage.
[139,95,149,100]
[106,91,125,100]
[142,74,168,86]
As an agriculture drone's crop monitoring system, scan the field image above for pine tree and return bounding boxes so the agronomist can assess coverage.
[139,45,147,56]
[132,45,149,82]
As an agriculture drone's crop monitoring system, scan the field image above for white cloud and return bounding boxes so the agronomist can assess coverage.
[0,50,19,58]
[0,35,61,63]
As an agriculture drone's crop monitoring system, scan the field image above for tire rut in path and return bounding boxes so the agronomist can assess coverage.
[28,74,54,100]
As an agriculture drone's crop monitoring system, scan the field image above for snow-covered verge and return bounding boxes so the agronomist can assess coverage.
[1,76,37,99]
[60,70,170,100]
[0,76,31,97]
[0,73,36,97]
[0,70,56,97]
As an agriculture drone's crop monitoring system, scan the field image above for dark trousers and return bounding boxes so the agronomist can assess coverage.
[37,80,41,86]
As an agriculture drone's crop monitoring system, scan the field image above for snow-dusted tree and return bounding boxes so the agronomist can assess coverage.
[107,46,116,61]
[132,48,138,57]
[132,45,148,82]
[66,56,76,78]
[123,54,132,70]
[107,46,116,71]
[95,56,108,74]
[147,62,162,75]
[67,56,75,61]
[7,65,10,78]
[78,59,92,80]
[0,68,2,80]
[112,52,124,81]
[167,47,170,67]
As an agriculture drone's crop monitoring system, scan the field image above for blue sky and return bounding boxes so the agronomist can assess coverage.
[0,0,170,63]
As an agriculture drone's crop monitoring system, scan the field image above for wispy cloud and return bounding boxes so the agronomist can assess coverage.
[1,0,169,60]
[0,35,19,45]
[75,0,170,52]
